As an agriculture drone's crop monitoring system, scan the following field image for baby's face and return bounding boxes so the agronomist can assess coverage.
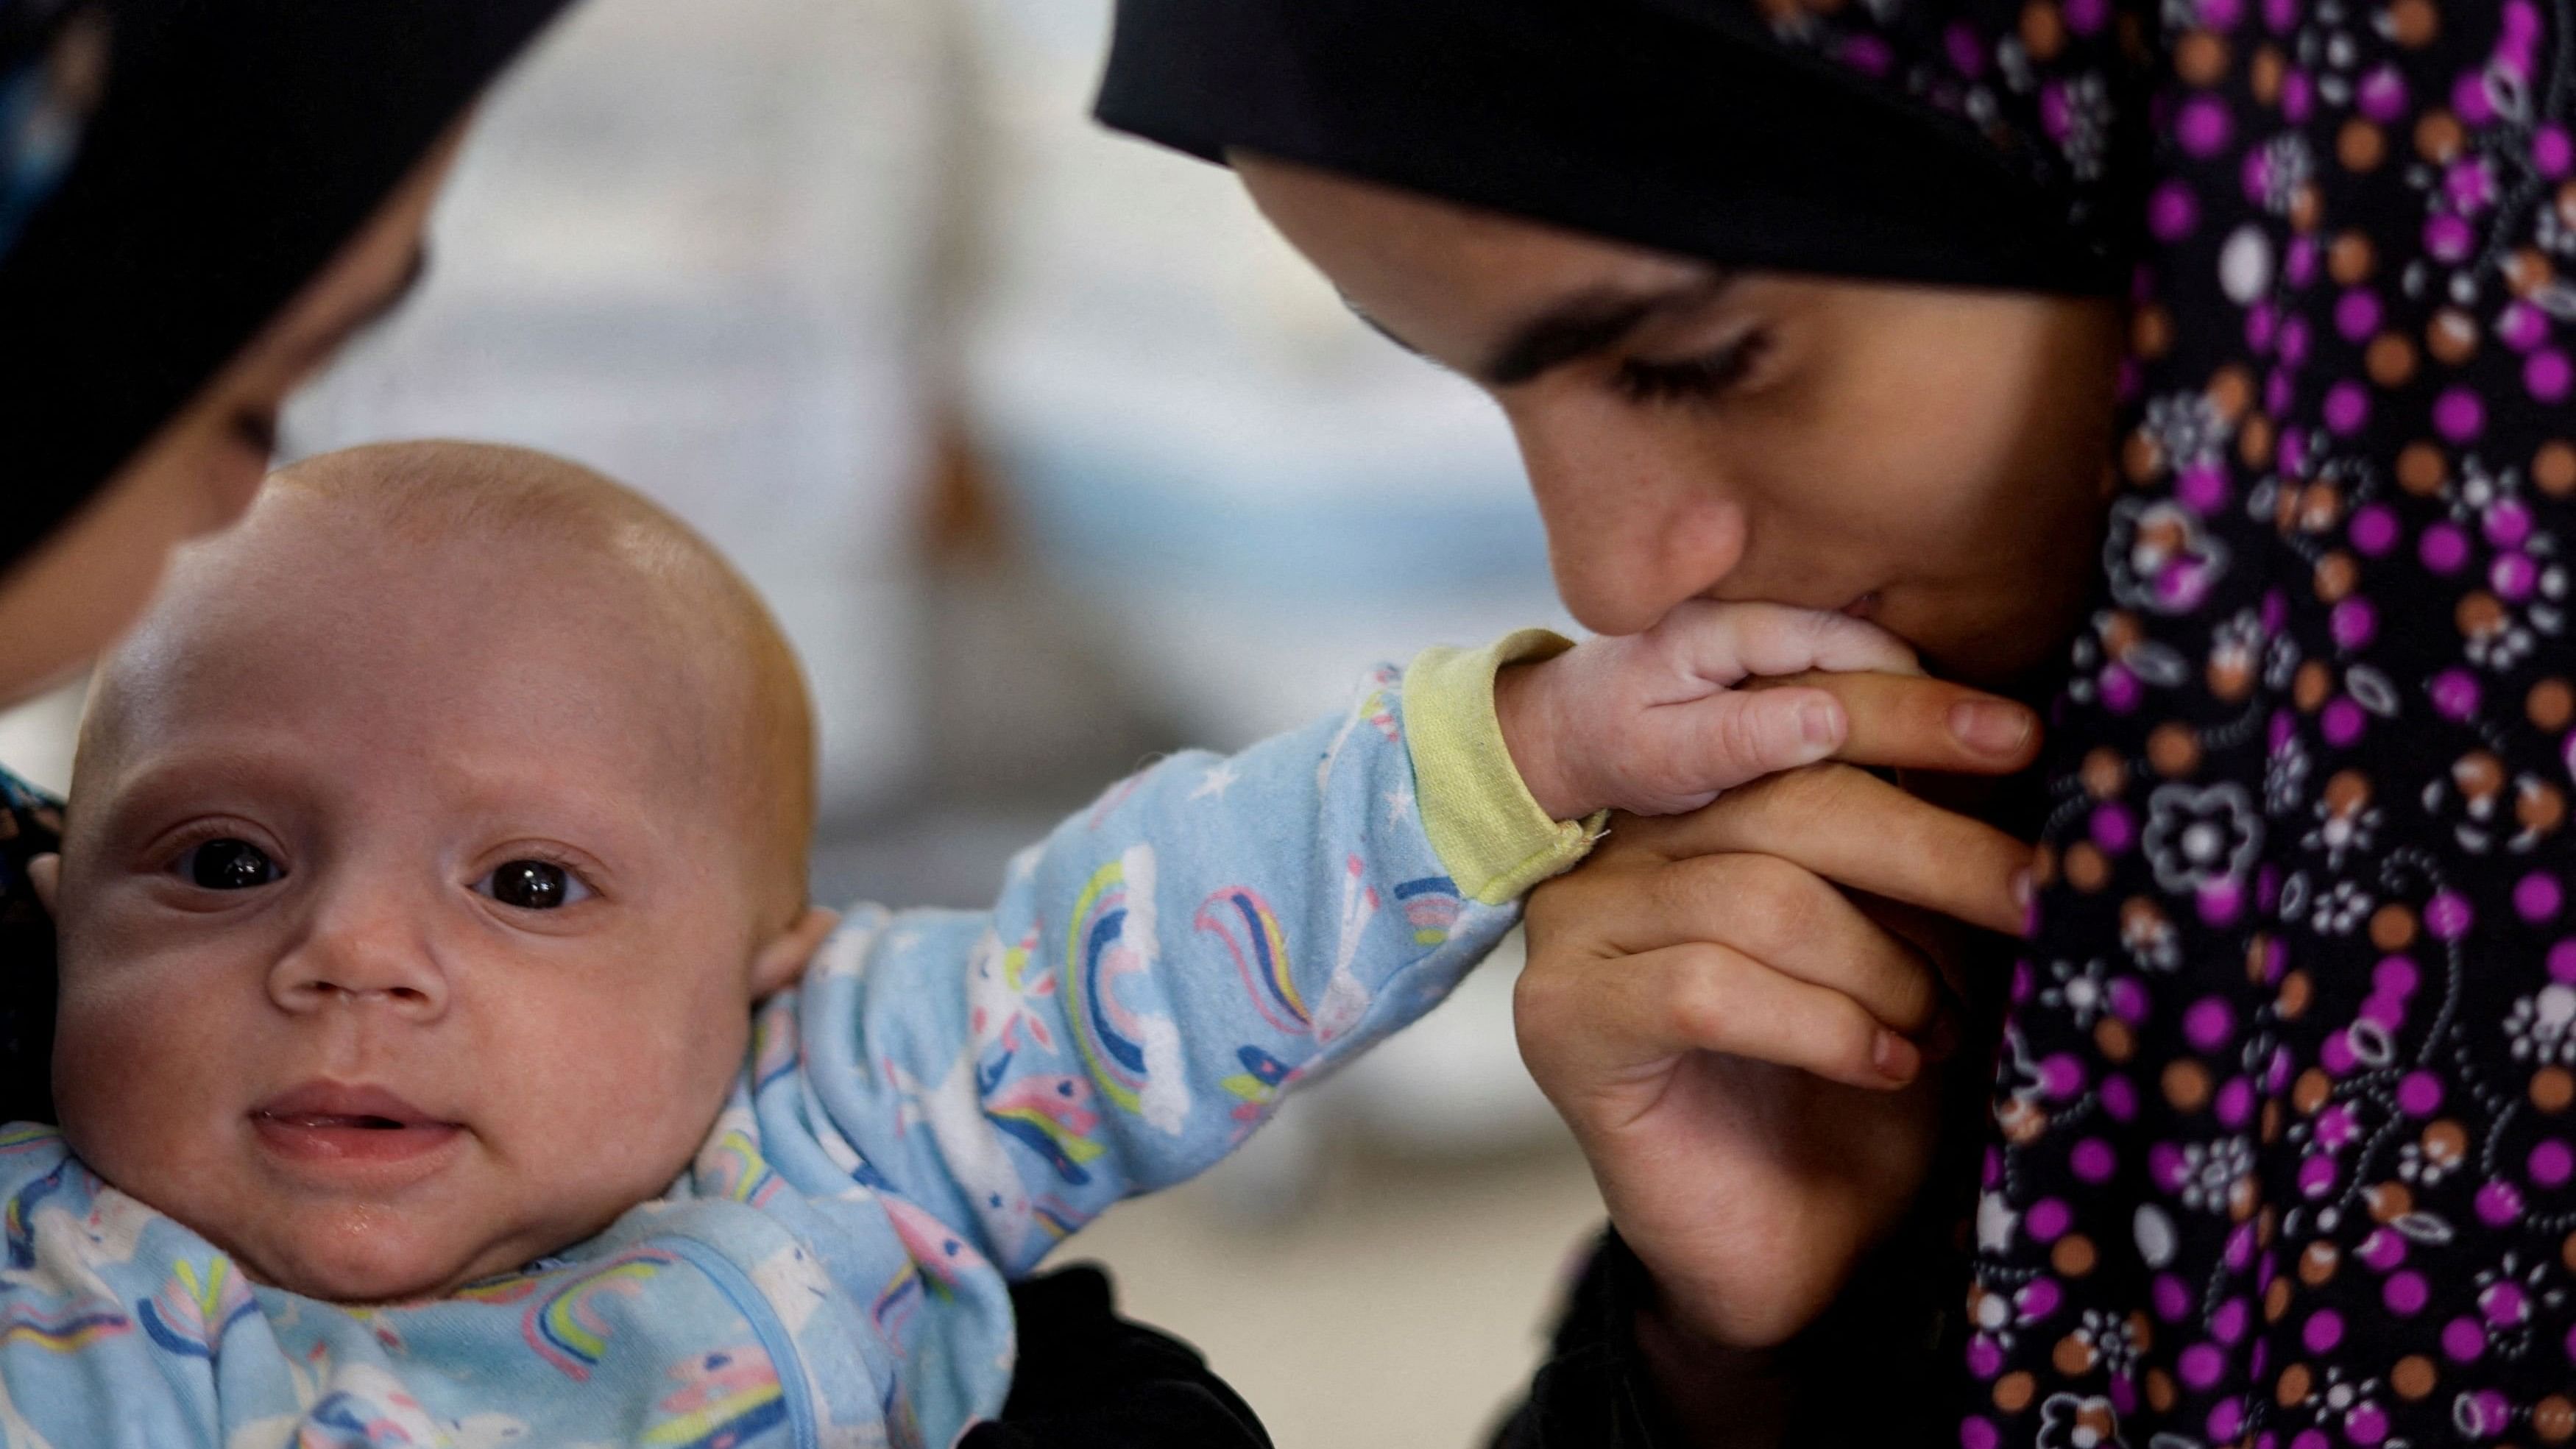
[43,496,808,1302]
[1237,155,2126,687]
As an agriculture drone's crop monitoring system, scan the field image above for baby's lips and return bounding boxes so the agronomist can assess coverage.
[250,1080,464,1174]
[250,1080,452,1130]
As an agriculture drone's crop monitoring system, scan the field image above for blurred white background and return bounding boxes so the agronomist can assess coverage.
[0,2,1607,1442]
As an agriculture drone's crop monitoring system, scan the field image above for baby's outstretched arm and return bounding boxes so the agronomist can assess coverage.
[767,603,1919,1259]
[719,603,1928,1443]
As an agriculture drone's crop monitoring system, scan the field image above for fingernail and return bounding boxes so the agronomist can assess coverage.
[1872,1030,1921,1083]
[1800,699,1841,747]
[1948,699,2034,757]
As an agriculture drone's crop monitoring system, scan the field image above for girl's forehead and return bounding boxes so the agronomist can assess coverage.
[1235,155,1713,350]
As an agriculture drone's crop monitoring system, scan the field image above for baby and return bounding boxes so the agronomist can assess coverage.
[8,441,1923,1447]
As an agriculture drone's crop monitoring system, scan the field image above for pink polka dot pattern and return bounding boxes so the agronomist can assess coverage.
[1757,0,2576,1439]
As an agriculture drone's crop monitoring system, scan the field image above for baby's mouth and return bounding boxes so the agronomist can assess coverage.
[250,1083,462,1170]
[263,1112,409,1130]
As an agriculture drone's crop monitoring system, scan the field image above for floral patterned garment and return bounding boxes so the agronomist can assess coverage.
[1752,0,2576,1439]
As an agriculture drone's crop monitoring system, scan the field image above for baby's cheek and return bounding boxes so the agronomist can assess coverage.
[53,968,236,1196]
[510,981,745,1197]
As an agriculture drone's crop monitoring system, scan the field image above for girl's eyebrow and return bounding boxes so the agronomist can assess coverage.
[1342,274,1738,388]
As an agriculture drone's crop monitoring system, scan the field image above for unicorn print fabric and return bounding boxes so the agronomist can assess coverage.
[0,663,1525,1448]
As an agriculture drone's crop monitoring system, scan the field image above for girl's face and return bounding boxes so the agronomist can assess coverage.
[0,133,460,711]
[1236,155,2126,687]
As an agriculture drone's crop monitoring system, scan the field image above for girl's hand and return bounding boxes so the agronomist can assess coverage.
[1513,670,2035,1352]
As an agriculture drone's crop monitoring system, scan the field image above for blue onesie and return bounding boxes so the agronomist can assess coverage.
[0,635,1593,1448]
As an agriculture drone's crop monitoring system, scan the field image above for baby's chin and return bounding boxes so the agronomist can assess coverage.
[213,1205,559,1304]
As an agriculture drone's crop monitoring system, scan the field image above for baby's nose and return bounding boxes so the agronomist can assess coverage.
[267,900,448,1018]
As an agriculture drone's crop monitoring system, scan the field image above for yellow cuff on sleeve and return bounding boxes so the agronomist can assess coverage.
[1404,628,1606,906]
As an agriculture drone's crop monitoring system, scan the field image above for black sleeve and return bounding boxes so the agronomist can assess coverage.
[1487,1230,1695,1449]
[1492,1227,1955,1449]
[0,770,59,1124]
[963,1263,1273,1449]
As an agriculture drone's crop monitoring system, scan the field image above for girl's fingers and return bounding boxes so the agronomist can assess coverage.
[1540,851,1942,1035]
[1610,765,2032,935]
[1524,940,1918,1094]
[1657,600,1922,684]
[1748,670,2039,775]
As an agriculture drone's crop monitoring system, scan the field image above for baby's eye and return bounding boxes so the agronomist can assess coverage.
[174,839,283,890]
[475,860,594,911]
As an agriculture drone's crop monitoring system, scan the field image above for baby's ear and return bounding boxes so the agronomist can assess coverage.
[24,854,60,916]
[750,905,840,999]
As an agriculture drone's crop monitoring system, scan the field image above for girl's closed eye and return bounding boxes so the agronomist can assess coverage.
[1611,327,1773,406]
[474,857,596,911]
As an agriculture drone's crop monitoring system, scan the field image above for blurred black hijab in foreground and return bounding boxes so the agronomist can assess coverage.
[0,0,568,575]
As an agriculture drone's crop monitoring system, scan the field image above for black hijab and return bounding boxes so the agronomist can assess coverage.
[1099,1,2576,1443]
[0,0,574,576]
[1095,0,2129,296]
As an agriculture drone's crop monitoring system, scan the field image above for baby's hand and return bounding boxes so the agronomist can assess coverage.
[1495,600,1921,820]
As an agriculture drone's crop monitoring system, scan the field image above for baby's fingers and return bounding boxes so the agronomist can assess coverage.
[1653,599,1922,685]
[1642,684,1850,807]
[1630,941,1921,1091]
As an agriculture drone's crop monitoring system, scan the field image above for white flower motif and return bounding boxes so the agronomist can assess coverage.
[2257,133,2314,213]
[2073,1308,2143,1379]
[2143,783,2262,893]
[2308,879,2374,935]
[2266,737,2313,815]
[2177,1136,2254,1213]
[2055,72,2112,179]
[2140,392,2228,474]
[2396,1136,2458,1186]
[2505,983,2576,1066]
[2042,957,2117,1025]
[2304,796,2381,867]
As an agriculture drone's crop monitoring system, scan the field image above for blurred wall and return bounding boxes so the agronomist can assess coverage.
[283,0,962,815]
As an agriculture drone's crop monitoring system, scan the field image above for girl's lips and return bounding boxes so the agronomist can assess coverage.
[249,1082,462,1169]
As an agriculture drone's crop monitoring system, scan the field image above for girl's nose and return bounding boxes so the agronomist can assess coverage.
[1513,409,1748,637]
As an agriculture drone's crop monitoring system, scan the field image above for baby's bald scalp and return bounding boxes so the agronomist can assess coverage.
[90,440,817,927]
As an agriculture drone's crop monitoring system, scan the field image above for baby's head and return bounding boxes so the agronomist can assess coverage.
[33,441,837,1303]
